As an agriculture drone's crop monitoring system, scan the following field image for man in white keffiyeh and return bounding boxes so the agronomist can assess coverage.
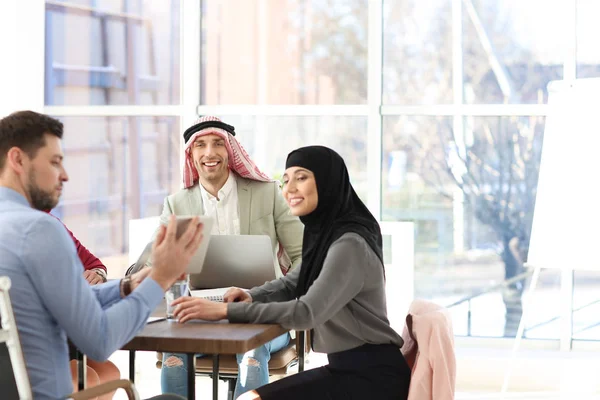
[158,116,304,398]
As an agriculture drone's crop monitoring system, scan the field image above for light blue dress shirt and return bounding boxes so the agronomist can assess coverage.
[0,187,164,399]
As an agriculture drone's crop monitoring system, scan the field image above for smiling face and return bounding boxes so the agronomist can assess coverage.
[191,133,230,187]
[282,166,318,216]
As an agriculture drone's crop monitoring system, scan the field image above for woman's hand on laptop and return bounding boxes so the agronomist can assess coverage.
[223,288,252,303]
[171,297,227,323]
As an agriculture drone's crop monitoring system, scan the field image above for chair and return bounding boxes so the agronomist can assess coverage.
[156,330,310,400]
[0,276,140,400]
[401,300,456,400]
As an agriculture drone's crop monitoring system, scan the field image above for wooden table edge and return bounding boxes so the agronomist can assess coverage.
[121,323,288,355]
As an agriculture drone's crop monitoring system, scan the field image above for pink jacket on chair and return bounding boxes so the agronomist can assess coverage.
[401,300,456,400]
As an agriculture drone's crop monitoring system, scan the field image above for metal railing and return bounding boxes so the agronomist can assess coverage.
[446,268,600,339]
[445,269,534,337]
[525,298,600,335]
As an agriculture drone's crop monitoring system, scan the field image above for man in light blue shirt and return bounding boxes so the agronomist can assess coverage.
[0,111,203,400]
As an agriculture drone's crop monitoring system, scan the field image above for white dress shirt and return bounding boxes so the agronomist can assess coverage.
[199,172,240,235]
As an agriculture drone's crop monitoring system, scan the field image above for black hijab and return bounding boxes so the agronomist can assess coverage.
[286,146,384,298]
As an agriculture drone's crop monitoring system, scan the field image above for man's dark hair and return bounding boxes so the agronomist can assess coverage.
[0,111,63,170]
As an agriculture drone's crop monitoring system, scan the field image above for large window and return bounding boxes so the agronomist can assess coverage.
[383,115,545,293]
[213,115,368,199]
[201,0,597,343]
[375,0,594,343]
[462,0,563,104]
[45,0,181,105]
[34,0,600,343]
[42,0,185,277]
[573,271,600,340]
[201,0,368,105]
[576,0,600,78]
[382,0,453,104]
[52,116,180,260]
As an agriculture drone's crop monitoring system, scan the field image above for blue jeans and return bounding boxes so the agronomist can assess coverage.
[161,333,290,398]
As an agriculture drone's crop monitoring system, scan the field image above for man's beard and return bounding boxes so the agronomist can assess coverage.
[26,169,59,211]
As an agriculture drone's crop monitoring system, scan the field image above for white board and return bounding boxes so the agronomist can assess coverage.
[527,78,600,271]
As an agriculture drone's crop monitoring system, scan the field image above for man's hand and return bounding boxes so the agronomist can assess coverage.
[171,297,227,323]
[130,267,153,291]
[83,270,104,285]
[149,215,204,291]
[223,287,252,303]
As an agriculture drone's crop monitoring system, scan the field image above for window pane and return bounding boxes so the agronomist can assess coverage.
[201,116,368,201]
[573,271,600,340]
[463,0,564,104]
[577,0,600,78]
[52,116,180,277]
[45,0,181,105]
[383,0,453,105]
[201,0,368,105]
[382,115,550,337]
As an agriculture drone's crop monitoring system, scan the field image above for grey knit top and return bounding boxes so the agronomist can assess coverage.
[227,233,403,354]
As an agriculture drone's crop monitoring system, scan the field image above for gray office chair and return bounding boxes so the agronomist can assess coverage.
[0,276,140,400]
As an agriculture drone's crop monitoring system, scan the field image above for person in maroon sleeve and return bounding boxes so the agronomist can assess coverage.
[47,211,121,399]
[46,211,107,284]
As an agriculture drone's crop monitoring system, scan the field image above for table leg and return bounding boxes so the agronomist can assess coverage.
[212,354,220,400]
[77,351,87,391]
[129,350,135,383]
[298,331,305,372]
[187,353,196,400]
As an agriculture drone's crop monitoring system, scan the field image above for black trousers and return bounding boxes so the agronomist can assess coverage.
[256,343,411,400]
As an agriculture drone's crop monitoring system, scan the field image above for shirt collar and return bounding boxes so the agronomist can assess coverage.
[199,171,237,202]
[0,187,30,207]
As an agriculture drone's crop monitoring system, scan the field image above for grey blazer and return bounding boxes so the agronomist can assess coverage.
[130,175,303,277]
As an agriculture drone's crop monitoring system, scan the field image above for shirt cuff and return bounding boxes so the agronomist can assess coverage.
[128,277,165,311]
[227,302,250,323]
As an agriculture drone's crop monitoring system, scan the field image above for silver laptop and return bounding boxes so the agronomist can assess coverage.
[189,235,276,289]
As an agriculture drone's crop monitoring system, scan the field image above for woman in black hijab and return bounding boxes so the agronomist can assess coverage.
[287,146,384,299]
[172,146,411,400]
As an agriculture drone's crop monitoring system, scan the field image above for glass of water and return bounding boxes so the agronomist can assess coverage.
[165,275,189,319]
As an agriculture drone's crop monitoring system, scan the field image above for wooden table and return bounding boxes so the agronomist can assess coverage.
[122,311,288,400]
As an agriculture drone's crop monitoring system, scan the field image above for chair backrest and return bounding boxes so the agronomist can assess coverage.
[401,300,456,400]
[0,276,33,400]
[400,314,418,370]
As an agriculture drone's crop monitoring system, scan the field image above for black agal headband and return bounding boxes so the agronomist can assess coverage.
[182,120,236,143]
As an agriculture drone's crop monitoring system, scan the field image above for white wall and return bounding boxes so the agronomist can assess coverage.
[381,221,415,333]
